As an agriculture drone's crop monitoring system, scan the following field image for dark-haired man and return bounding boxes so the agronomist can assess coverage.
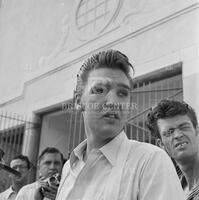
[56,50,185,200]
[0,155,31,200]
[146,99,199,200]
[16,147,64,200]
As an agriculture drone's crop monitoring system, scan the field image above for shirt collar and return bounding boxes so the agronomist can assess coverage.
[100,131,126,166]
[5,186,16,199]
[69,131,127,167]
[70,139,87,167]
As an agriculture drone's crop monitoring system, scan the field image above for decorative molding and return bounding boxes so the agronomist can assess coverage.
[72,0,122,42]
[0,2,198,108]
[121,0,197,25]
[38,14,70,68]
[122,0,147,25]
[70,25,120,52]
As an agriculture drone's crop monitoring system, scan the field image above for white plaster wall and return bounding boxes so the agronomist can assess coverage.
[39,111,70,158]
[0,0,198,117]
[0,0,74,103]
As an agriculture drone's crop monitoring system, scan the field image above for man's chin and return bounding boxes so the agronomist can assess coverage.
[100,127,121,138]
[173,151,189,162]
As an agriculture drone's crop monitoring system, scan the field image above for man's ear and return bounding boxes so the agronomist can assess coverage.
[196,125,199,136]
[156,138,165,150]
[75,92,84,111]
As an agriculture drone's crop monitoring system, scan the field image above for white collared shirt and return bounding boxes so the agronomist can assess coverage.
[15,181,38,200]
[56,131,185,200]
[0,187,17,200]
[15,181,50,200]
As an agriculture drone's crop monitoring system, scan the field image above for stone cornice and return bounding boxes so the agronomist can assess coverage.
[0,2,198,108]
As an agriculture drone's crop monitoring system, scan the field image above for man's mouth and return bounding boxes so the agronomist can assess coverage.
[174,141,188,149]
[48,170,58,177]
[103,112,119,119]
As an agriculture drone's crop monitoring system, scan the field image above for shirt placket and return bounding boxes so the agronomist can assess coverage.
[67,150,102,200]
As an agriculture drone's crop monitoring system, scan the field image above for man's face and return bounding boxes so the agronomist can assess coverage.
[157,115,199,162]
[80,68,131,140]
[10,159,29,183]
[39,153,63,179]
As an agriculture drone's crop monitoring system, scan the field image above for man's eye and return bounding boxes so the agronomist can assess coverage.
[55,161,61,166]
[118,89,129,97]
[179,125,190,131]
[163,129,174,137]
[91,86,105,94]
[44,161,51,165]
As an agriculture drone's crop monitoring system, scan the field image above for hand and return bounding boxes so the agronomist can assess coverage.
[33,178,49,200]
[40,184,58,200]
[35,177,58,200]
[34,187,44,200]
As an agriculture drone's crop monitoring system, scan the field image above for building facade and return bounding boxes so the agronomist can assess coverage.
[0,0,199,190]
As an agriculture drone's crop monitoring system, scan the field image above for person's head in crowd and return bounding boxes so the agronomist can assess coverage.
[146,99,199,163]
[10,155,31,189]
[75,49,134,142]
[38,147,64,179]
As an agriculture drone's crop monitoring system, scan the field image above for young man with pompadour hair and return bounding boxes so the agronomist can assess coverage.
[56,50,185,200]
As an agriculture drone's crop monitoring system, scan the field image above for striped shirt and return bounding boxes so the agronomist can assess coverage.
[181,176,199,200]
[186,184,199,200]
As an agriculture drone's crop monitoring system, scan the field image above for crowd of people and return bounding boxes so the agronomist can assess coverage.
[0,50,198,200]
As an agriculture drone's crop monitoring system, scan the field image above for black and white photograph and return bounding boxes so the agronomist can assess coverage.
[0,0,199,199]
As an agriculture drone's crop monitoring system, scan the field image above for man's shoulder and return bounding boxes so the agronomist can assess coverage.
[0,187,10,197]
[16,181,38,200]
[19,181,38,192]
[128,140,163,154]
[0,187,16,200]
[126,139,168,163]
[61,160,70,176]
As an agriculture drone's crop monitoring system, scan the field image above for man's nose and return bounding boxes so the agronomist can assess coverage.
[104,91,119,105]
[49,162,56,169]
[104,95,119,110]
[173,128,183,139]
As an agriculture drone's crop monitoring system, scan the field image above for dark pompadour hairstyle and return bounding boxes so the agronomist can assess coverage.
[146,99,198,139]
[75,49,134,97]
[11,155,31,169]
[38,147,64,164]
